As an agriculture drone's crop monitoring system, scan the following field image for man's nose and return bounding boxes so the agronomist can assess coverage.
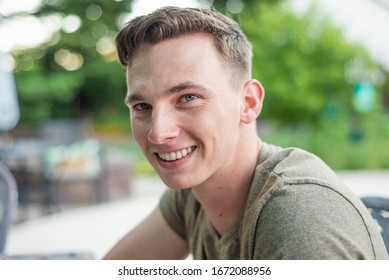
[147,108,180,144]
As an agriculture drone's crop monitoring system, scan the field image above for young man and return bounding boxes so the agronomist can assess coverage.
[104,6,388,259]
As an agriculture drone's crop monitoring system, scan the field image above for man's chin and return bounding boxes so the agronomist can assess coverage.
[158,174,193,190]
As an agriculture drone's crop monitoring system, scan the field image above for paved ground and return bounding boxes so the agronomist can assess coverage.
[5,176,166,259]
[337,170,389,197]
[4,171,389,259]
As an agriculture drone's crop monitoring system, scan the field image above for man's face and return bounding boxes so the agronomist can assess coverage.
[126,33,245,189]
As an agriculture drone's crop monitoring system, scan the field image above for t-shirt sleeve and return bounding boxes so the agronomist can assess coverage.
[159,188,188,240]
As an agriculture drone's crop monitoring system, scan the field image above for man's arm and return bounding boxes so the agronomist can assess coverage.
[103,206,189,260]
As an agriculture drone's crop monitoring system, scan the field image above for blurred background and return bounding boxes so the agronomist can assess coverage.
[0,0,388,259]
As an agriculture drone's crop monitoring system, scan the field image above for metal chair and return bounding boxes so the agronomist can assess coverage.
[0,162,18,253]
[361,196,389,253]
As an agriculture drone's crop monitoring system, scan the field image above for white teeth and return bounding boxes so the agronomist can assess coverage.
[158,147,194,161]
[169,152,176,161]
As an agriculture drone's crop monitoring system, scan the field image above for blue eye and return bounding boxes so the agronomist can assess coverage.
[133,103,151,111]
[181,94,198,103]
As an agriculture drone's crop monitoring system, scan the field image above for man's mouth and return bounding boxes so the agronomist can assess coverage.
[157,146,195,161]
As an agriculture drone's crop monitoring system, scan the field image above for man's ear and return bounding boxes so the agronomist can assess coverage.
[240,79,265,124]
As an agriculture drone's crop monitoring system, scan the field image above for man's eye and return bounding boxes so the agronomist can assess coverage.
[180,94,198,103]
[133,103,152,111]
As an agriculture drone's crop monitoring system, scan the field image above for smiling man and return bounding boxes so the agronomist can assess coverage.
[103,7,388,260]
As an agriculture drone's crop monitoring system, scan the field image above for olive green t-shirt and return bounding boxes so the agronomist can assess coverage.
[159,142,388,259]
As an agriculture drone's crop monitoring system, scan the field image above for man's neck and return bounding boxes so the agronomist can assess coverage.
[191,137,263,236]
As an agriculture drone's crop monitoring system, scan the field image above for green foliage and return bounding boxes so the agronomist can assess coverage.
[12,0,132,129]
[239,2,380,125]
[262,111,389,170]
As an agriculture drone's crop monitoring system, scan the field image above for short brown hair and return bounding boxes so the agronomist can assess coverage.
[116,6,252,77]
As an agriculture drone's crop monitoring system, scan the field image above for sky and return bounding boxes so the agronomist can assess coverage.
[0,0,389,70]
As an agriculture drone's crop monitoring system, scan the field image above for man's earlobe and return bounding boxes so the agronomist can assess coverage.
[240,79,265,124]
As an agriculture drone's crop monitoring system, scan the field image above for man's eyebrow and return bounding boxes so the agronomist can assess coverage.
[164,82,208,94]
[124,93,143,106]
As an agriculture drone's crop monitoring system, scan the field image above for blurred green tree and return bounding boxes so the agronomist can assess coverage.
[12,0,133,134]
[238,1,381,125]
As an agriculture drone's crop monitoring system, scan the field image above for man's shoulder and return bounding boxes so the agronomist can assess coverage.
[242,143,388,259]
[245,142,354,225]
[258,143,340,187]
